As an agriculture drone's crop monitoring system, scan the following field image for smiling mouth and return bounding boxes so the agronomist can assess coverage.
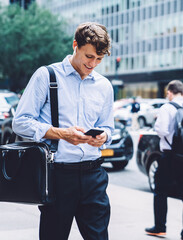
[84,64,93,70]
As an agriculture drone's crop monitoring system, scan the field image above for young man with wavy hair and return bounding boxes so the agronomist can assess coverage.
[13,22,114,240]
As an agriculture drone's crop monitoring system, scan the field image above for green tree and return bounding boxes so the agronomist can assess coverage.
[0,3,73,91]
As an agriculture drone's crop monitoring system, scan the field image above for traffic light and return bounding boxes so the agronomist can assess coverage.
[115,57,121,71]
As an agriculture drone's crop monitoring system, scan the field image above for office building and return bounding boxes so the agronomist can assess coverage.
[37,0,183,98]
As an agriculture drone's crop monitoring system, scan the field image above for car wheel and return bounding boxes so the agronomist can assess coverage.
[112,161,128,170]
[148,158,159,192]
[138,117,146,128]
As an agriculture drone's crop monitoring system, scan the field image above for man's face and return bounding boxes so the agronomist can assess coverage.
[71,43,104,79]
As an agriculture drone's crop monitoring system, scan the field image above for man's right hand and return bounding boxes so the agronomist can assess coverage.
[44,126,92,145]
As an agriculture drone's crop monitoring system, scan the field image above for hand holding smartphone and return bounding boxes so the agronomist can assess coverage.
[84,129,104,138]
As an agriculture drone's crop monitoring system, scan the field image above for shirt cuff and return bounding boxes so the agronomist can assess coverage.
[33,123,52,142]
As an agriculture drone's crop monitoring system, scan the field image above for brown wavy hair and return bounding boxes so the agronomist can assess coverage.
[75,22,111,56]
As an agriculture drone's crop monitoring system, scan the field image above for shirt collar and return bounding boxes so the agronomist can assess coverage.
[63,55,95,81]
[172,95,183,101]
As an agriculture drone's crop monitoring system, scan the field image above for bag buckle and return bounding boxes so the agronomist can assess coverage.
[48,151,55,163]
[49,82,58,88]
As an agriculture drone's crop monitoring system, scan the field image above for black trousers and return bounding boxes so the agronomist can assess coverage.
[154,151,183,231]
[39,164,110,240]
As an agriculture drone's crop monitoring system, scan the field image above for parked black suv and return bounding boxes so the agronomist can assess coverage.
[0,104,19,144]
[136,130,161,191]
[101,121,133,170]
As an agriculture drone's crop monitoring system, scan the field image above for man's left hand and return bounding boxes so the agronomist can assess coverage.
[87,132,107,147]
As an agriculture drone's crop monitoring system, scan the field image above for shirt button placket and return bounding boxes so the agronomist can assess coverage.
[78,80,85,160]
[78,80,83,126]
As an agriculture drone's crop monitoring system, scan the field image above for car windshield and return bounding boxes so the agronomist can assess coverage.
[5,95,19,105]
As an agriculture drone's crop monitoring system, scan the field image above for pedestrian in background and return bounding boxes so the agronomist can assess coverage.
[145,80,183,239]
[13,22,114,240]
[131,96,140,130]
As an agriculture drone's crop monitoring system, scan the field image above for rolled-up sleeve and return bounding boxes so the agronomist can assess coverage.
[12,67,52,141]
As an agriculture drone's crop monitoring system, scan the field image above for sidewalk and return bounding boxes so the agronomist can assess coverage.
[0,184,182,240]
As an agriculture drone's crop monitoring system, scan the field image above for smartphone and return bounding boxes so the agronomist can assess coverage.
[84,129,104,138]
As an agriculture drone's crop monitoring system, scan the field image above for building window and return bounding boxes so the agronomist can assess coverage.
[180,34,183,47]
[167,2,171,14]
[143,55,146,68]
[131,11,135,22]
[173,35,177,48]
[142,41,146,52]
[148,6,152,18]
[110,15,114,27]
[181,0,183,11]
[116,29,119,42]
[160,38,164,50]
[172,51,177,66]
[116,4,119,12]
[155,5,158,17]
[154,39,158,51]
[137,9,140,21]
[148,43,152,52]
[173,0,177,13]
[111,30,114,41]
[120,44,123,55]
[102,8,104,15]
[166,36,170,48]
[160,3,164,16]
[121,14,124,24]
[127,0,130,10]
[142,8,146,20]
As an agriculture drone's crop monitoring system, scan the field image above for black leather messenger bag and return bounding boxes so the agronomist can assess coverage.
[0,66,58,205]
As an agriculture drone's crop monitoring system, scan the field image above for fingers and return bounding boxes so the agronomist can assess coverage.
[74,126,85,133]
[87,132,107,147]
[63,126,92,145]
[61,126,106,147]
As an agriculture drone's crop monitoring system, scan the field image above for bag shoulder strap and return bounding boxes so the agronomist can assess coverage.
[9,66,59,153]
[164,102,183,148]
[45,66,59,153]
[168,101,182,109]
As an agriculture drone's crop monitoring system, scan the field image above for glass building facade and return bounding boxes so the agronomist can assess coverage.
[40,0,183,98]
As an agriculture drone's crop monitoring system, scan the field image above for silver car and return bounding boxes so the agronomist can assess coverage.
[137,98,168,128]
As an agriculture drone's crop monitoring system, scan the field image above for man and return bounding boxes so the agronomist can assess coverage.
[130,96,140,130]
[145,80,183,239]
[12,22,114,240]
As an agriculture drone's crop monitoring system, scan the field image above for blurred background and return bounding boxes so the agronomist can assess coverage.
[0,0,182,197]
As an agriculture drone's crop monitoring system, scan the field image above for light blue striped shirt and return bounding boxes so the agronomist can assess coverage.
[12,55,114,163]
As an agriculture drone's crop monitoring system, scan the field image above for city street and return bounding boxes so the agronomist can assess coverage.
[0,0,182,239]
[104,129,150,193]
[0,130,182,240]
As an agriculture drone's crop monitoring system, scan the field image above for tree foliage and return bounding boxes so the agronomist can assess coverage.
[0,3,73,91]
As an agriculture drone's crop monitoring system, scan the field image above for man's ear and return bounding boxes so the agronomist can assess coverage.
[73,40,78,50]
